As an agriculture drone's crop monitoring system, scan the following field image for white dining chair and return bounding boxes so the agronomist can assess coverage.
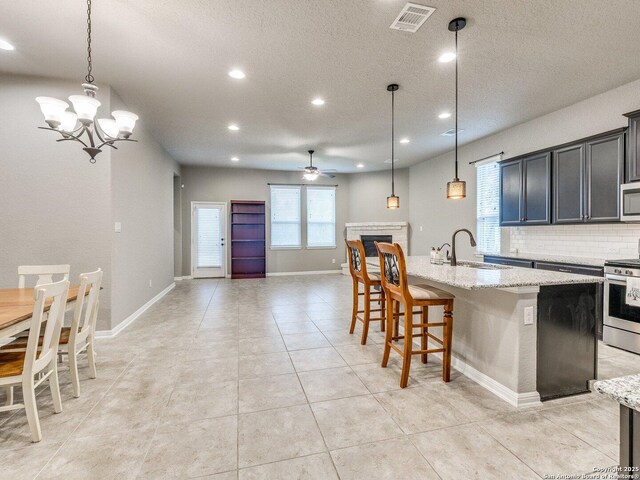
[18,264,70,288]
[59,269,102,397]
[0,279,69,442]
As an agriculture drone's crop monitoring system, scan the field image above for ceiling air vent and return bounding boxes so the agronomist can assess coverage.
[390,3,435,33]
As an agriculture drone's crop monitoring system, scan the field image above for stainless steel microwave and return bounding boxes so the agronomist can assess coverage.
[621,183,640,222]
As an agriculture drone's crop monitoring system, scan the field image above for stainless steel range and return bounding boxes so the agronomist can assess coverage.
[604,258,640,354]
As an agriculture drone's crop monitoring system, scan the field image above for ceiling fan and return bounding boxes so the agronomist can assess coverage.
[298,150,336,180]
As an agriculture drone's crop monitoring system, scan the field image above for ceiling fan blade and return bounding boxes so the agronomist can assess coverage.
[297,166,306,170]
[321,169,337,173]
[320,172,336,179]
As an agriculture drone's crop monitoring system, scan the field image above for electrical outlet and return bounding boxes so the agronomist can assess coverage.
[149,279,152,288]
[332,259,336,264]
[419,226,423,232]
[524,306,534,325]
[114,222,121,233]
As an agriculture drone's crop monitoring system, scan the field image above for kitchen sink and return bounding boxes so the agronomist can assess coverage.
[455,261,511,270]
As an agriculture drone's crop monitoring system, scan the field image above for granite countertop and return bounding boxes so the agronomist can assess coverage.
[366,256,603,290]
[485,252,609,267]
[594,375,640,411]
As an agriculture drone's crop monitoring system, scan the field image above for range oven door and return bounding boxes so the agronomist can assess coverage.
[604,275,640,334]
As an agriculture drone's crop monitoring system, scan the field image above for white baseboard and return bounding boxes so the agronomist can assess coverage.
[173,276,192,281]
[423,339,541,408]
[95,282,176,339]
[266,270,342,277]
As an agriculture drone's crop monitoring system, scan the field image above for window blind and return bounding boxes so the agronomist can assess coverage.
[270,185,301,247]
[196,207,222,267]
[476,161,501,255]
[307,186,336,248]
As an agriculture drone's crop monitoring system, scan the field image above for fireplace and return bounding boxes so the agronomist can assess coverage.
[360,235,392,257]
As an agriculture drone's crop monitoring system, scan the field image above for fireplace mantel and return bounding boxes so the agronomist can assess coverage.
[342,221,409,274]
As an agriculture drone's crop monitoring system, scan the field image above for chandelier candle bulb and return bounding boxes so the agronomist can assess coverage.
[112,111,139,137]
[35,97,69,128]
[68,95,101,124]
[97,119,119,139]
[59,111,79,133]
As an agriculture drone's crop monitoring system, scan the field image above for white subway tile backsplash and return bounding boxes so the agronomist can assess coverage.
[509,224,640,260]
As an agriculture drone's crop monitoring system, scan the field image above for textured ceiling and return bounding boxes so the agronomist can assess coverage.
[2,0,640,173]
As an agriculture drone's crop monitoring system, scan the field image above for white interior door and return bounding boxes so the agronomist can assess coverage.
[192,202,226,278]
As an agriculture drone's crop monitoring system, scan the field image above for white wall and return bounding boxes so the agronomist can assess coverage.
[409,78,640,261]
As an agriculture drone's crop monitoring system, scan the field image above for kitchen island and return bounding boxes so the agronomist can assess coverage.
[367,256,604,407]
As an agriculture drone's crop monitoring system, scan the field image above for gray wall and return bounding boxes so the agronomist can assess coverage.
[0,74,179,331]
[347,168,410,223]
[180,166,350,275]
[409,77,640,261]
[0,75,113,329]
[109,89,180,329]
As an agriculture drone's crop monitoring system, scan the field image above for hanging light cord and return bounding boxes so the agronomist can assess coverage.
[391,88,395,196]
[454,26,458,180]
[85,0,94,84]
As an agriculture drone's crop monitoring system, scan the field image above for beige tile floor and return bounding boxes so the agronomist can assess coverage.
[1,274,639,479]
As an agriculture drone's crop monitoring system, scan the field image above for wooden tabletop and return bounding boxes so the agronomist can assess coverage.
[0,285,81,331]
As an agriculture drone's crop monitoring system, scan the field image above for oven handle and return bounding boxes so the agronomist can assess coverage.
[605,276,627,285]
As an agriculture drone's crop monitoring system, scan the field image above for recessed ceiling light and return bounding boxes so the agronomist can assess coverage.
[438,52,456,63]
[228,69,245,79]
[400,138,410,144]
[228,124,239,131]
[438,112,452,119]
[357,163,364,168]
[0,39,15,51]
[441,128,464,137]
[311,98,325,106]
[231,157,239,162]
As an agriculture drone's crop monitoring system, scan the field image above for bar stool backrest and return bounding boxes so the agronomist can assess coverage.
[375,242,409,301]
[345,239,371,282]
[18,265,70,289]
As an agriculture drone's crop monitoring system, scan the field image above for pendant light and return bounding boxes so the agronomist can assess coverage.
[446,17,467,199]
[386,83,400,209]
[35,0,139,162]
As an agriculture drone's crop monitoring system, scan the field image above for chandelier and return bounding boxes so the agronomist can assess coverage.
[35,0,139,163]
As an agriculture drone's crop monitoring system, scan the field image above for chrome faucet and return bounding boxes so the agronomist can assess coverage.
[451,229,477,266]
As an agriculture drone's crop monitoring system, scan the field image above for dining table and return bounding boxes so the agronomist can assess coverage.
[0,285,82,340]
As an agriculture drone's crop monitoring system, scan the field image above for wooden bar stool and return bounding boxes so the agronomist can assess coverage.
[345,239,386,345]
[375,241,454,388]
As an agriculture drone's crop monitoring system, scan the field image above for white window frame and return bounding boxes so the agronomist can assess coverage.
[306,185,337,249]
[475,155,502,255]
[270,185,302,250]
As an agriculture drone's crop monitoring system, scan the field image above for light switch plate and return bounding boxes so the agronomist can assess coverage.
[114,222,122,233]
[524,306,534,325]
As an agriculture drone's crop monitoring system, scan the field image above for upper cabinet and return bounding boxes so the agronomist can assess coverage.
[500,129,625,227]
[499,153,551,226]
[553,132,624,223]
[625,110,640,182]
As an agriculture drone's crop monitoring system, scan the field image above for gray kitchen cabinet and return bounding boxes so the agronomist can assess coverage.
[499,159,523,226]
[499,153,550,226]
[553,132,624,224]
[586,133,624,222]
[553,144,584,223]
[624,110,640,182]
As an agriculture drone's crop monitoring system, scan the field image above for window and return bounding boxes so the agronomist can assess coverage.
[476,160,501,254]
[270,186,301,248]
[307,186,336,248]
